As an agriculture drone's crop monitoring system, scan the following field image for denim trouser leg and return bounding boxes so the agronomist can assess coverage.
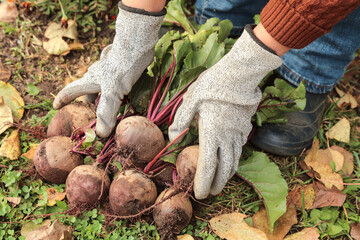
[278,6,360,93]
[195,0,267,36]
[195,1,360,94]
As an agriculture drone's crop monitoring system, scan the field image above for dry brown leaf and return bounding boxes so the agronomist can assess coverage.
[43,37,71,55]
[21,220,51,237]
[253,203,297,240]
[0,130,21,160]
[331,145,354,177]
[6,197,21,207]
[283,228,320,240]
[289,184,316,209]
[310,182,346,209]
[335,88,358,109]
[177,234,194,240]
[21,144,39,160]
[0,97,13,135]
[0,1,18,23]
[0,64,11,82]
[315,148,344,172]
[26,220,72,240]
[326,118,351,143]
[210,213,268,240]
[39,188,66,206]
[0,81,25,121]
[68,42,84,51]
[44,20,78,40]
[350,223,360,240]
[304,141,344,190]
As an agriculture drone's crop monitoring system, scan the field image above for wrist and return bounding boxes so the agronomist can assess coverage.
[253,23,290,56]
[122,0,166,13]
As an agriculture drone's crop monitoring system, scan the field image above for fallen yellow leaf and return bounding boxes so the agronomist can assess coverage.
[21,144,39,159]
[39,188,66,206]
[177,234,194,240]
[327,118,351,143]
[0,130,21,160]
[331,145,354,177]
[289,184,316,209]
[26,220,72,240]
[284,228,319,240]
[0,81,25,121]
[335,88,358,109]
[210,213,268,240]
[0,97,13,134]
[6,197,21,207]
[0,1,18,23]
[253,204,297,240]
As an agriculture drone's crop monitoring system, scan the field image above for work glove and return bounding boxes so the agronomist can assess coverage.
[53,2,166,138]
[169,25,283,199]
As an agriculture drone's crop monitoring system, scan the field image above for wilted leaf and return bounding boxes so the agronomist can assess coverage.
[253,203,297,240]
[0,81,25,121]
[210,213,268,240]
[6,197,21,207]
[335,87,358,109]
[289,184,316,209]
[331,145,354,177]
[0,1,18,23]
[43,37,70,55]
[0,97,13,134]
[21,220,51,237]
[177,234,194,240]
[283,228,320,240]
[68,42,84,51]
[304,141,344,190]
[327,118,351,143]
[0,64,11,82]
[21,144,39,159]
[26,220,72,240]
[350,223,360,240]
[39,188,66,206]
[310,182,346,209]
[237,152,288,231]
[0,130,21,160]
[312,147,344,172]
[44,20,78,40]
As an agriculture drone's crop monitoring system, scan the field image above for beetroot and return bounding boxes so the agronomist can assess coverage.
[152,164,174,188]
[33,136,83,184]
[115,116,165,163]
[176,145,199,187]
[66,164,110,207]
[153,188,193,238]
[47,102,96,137]
[109,169,157,216]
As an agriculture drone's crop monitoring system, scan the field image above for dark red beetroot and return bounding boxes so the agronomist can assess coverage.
[115,116,165,163]
[153,164,174,188]
[109,169,157,216]
[33,136,83,184]
[47,102,96,137]
[176,145,199,187]
[66,165,110,207]
[153,188,193,238]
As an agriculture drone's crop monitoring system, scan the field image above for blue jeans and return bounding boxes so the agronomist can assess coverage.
[195,0,360,93]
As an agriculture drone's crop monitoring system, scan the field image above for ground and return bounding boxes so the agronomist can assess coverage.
[0,1,359,240]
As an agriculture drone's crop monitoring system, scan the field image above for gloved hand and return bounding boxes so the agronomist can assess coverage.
[169,25,283,199]
[53,2,166,138]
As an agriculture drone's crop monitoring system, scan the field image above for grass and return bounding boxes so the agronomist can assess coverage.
[0,1,359,239]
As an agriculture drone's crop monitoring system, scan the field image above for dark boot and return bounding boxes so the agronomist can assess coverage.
[250,91,329,156]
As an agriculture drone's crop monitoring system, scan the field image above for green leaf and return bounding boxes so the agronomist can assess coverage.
[218,20,233,42]
[83,128,96,148]
[26,83,40,96]
[237,152,288,232]
[164,0,194,34]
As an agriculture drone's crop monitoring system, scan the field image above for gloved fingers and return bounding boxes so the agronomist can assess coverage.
[232,137,243,176]
[168,97,197,143]
[95,92,122,138]
[53,76,100,109]
[209,141,234,196]
[100,44,112,60]
[83,94,99,104]
[193,117,218,200]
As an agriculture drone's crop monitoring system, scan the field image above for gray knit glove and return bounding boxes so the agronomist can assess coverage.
[53,2,166,138]
[169,25,283,199]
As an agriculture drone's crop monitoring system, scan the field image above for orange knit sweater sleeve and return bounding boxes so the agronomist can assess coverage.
[260,0,360,49]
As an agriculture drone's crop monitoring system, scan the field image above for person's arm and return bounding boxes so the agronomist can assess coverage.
[122,0,166,13]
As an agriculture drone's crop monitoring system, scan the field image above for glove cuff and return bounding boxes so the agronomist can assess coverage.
[245,24,277,56]
[118,1,166,17]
